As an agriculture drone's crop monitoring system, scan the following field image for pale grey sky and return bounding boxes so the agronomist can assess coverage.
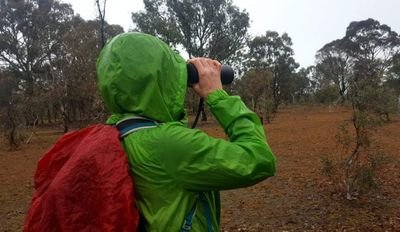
[62,0,400,68]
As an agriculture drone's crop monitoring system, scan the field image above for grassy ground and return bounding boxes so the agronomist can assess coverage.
[1,105,399,231]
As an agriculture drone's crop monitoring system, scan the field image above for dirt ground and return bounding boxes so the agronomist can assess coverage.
[1,105,399,231]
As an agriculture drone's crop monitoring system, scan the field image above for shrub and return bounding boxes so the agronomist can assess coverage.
[315,85,341,104]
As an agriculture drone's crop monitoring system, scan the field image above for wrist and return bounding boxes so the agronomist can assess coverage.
[206,89,229,106]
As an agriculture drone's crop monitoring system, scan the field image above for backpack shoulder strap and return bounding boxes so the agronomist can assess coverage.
[116,116,158,138]
[180,193,213,232]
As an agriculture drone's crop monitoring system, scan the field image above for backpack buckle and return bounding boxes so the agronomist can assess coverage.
[181,220,192,231]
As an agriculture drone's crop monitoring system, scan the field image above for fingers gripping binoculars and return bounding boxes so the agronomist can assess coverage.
[187,63,235,85]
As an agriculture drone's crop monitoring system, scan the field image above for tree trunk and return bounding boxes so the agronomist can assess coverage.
[60,104,69,133]
[272,99,279,113]
[7,105,18,150]
[40,113,44,125]
[47,108,52,124]
[53,105,57,122]
[72,103,77,122]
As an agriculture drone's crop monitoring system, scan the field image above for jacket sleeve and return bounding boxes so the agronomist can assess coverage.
[157,90,276,191]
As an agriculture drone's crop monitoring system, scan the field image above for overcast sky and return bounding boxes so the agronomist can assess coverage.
[62,0,400,68]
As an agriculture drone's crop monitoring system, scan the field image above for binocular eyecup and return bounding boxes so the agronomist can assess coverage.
[187,63,234,86]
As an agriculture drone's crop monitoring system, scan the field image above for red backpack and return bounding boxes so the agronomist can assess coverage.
[24,124,140,232]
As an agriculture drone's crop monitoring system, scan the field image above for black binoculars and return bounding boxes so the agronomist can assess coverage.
[187,63,234,86]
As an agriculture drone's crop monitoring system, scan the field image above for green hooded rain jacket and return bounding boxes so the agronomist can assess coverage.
[96,32,276,232]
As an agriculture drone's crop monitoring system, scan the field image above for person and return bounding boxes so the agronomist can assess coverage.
[96,32,276,232]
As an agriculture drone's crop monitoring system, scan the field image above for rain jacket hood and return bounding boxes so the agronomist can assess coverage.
[97,32,187,122]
